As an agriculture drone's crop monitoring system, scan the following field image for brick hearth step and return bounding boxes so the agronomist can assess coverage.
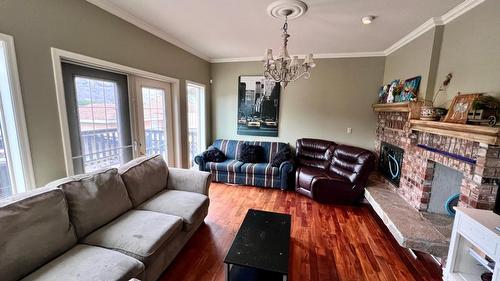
[364,180,453,258]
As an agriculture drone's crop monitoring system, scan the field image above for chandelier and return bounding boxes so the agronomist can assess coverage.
[263,0,315,88]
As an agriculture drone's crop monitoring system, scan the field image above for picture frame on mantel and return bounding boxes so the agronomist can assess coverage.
[443,93,481,124]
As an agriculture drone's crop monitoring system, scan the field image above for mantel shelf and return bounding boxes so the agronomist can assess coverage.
[409,119,500,145]
[372,102,412,112]
[372,101,422,119]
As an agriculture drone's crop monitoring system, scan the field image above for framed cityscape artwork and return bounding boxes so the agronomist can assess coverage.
[237,76,280,137]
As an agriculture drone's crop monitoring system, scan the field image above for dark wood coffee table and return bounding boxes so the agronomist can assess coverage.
[224,209,291,281]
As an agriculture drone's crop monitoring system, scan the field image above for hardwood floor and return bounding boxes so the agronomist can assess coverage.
[159,183,442,281]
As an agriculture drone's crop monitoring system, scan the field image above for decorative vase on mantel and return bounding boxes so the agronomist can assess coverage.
[420,104,439,121]
[419,73,453,121]
[420,104,447,121]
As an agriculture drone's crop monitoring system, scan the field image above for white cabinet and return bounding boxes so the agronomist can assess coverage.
[444,207,500,281]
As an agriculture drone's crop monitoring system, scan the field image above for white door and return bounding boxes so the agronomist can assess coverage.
[133,77,175,165]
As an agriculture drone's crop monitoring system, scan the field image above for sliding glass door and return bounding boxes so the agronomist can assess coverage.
[62,63,133,174]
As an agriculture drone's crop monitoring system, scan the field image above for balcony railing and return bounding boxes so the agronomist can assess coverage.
[188,128,199,166]
[80,128,166,173]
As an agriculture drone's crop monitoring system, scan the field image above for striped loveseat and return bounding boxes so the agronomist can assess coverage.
[194,139,294,189]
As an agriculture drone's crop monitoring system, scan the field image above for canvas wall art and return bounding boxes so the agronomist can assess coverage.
[400,76,421,102]
[237,76,280,137]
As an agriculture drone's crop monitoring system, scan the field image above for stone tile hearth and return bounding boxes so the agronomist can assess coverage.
[365,174,453,258]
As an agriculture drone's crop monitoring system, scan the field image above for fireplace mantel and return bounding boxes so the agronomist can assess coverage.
[409,120,500,145]
[372,101,422,119]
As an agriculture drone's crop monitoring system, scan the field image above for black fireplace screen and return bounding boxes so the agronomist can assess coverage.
[378,142,404,187]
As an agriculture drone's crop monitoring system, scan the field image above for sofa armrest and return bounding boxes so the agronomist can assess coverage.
[279,160,294,174]
[277,160,294,190]
[194,154,206,171]
[167,168,212,196]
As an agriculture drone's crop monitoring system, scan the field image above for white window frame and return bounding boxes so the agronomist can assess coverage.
[186,81,207,167]
[51,48,182,176]
[0,33,35,191]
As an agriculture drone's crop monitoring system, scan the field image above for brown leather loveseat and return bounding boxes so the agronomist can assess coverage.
[295,138,375,204]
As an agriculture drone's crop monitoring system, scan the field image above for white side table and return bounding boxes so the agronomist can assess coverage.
[444,207,500,281]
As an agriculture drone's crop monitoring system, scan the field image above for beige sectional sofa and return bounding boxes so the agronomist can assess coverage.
[0,155,211,281]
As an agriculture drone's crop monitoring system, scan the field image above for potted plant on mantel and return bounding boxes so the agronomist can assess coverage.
[420,73,453,121]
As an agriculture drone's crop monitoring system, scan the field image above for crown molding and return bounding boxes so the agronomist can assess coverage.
[210,52,386,63]
[88,0,485,63]
[383,0,485,55]
[383,17,443,56]
[441,0,485,24]
[86,0,211,62]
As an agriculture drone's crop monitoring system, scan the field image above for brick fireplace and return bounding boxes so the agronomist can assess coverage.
[374,103,500,212]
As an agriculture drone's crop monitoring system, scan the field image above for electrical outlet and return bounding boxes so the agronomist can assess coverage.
[347,128,352,134]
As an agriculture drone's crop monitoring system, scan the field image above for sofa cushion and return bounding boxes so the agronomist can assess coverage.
[211,139,288,162]
[271,146,292,167]
[237,143,265,163]
[138,190,209,232]
[0,187,77,281]
[49,168,132,238]
[241,163,279,176]
[296,138,336,170]
[206,159,244,173]
[82,210,182,264]
[119,154,169,207]
[21,244,144,281]
[202,147,226,162]
[330,145,375,184]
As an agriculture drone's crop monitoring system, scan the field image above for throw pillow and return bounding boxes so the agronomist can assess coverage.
[203,147,227,162]
[271,146,292,167]
[238,143,265,163]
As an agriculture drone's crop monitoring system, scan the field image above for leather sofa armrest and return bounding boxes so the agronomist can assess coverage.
[194,154,206,171]
[167,168,212,196]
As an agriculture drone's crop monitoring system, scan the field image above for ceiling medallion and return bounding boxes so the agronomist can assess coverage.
[263,0,315,88]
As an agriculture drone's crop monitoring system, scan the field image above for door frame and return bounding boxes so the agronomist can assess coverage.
[185,80,207,167]
[51,48,182,176]
[132,76,175,165]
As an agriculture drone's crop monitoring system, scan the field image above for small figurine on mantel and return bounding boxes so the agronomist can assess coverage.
[386,80,399,103]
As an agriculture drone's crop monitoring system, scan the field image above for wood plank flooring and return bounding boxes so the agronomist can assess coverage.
[159,183,442,281]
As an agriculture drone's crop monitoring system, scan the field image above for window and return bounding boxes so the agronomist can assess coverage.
[62,63,133,174]
[141,87,167,159]
[187,82,206,167]
[0,33,35,198]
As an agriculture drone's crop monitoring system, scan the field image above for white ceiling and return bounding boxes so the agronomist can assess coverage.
[88,0,466,61]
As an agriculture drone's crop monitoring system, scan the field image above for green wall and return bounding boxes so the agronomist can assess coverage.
[211,57,385,150]
[433,0,500,107]
[383,0,500,107]
[383,27,443,101]
[0,0,211,185]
